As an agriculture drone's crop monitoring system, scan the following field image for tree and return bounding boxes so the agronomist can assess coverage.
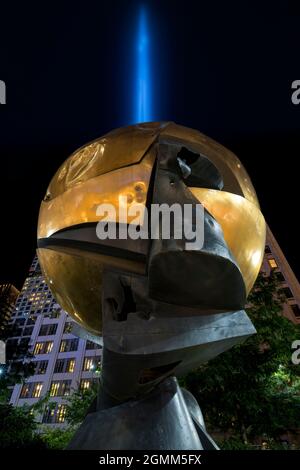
[0,403,46,448]
[182,273,300,446]
[65,383,98,426]
[39,427,76,450]
[0,331,35,403]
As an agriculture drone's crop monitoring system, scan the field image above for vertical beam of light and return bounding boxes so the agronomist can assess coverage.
[135,6,151,123]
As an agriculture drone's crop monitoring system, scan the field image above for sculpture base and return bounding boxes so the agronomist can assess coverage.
[67,377,218,450]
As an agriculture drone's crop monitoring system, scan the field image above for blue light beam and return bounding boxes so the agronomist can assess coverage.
[135,7,152,123]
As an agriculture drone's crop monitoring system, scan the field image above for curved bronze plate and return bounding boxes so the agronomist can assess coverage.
[37,246,145,336]
[38,148,155,239]
[190,188,266,295]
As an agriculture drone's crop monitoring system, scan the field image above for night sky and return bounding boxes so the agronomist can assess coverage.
[0,0,299,288]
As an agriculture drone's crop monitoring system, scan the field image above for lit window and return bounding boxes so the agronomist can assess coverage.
[60,338,78,352]
[67,359,75,373]
[60,340,67,352]
[49,380,72,397]
[83,357,94,371]
[54,358,76,373]
[33,341,53,355]
[20,383,30,398]
[34,342,43,355]
[50,381,60,397]
[45,341,53,353]
[80,379,92,391]
[268,259,278,269]
[20,382,43,398]
[32,382,43,398]
[57,404,67,423]
[43,403,67,424]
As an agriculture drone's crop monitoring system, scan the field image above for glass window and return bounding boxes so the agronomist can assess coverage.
[59,340,67,352]
[33,341,53,355]
[63,322,73,334]
[23,326,34,337]
[86,340,98,350]
[67,358,75,373]
[39,325,47,336]
[56,403,67,423]
[49,324,58,335]
[82,356,101,372]
[268,258,278,269]
[54,359,64,373]
[59,338,78,352]
[54,358,76,373]
[49,381,60,397]
[39,323,58,336]
[42,405,55,423]
[275,272,285,283]
[35,360,48,374]
[20,382,43,398]
[20,383,30,398]
[80,379,93,391]
[32,382,43,398]
[80,378,98,391]
[45,341,53,353]
[43,403,67,424]
[279,287,294,299]
[83,357,94,371]
[50,309,60,319]
[34,342,43,355]
[49,380,72,397]
[291,304,300,318]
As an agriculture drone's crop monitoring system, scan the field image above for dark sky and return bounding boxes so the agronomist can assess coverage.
[0,0,299,288]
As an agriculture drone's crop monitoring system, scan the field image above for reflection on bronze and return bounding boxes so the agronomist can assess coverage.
[45,122,168,200]
[38,149,155,239]
[190,188,266,295]
[37,246,145,336]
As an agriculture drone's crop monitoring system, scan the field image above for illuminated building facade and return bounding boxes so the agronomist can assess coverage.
[0,283,19,339]
[8,256,101,425]
[262,226,300,324]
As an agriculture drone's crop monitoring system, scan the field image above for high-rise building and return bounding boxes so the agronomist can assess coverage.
[0,283,19,339]
[262,226,300,324]
[8,226,300,426]
[8,256,102,425]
